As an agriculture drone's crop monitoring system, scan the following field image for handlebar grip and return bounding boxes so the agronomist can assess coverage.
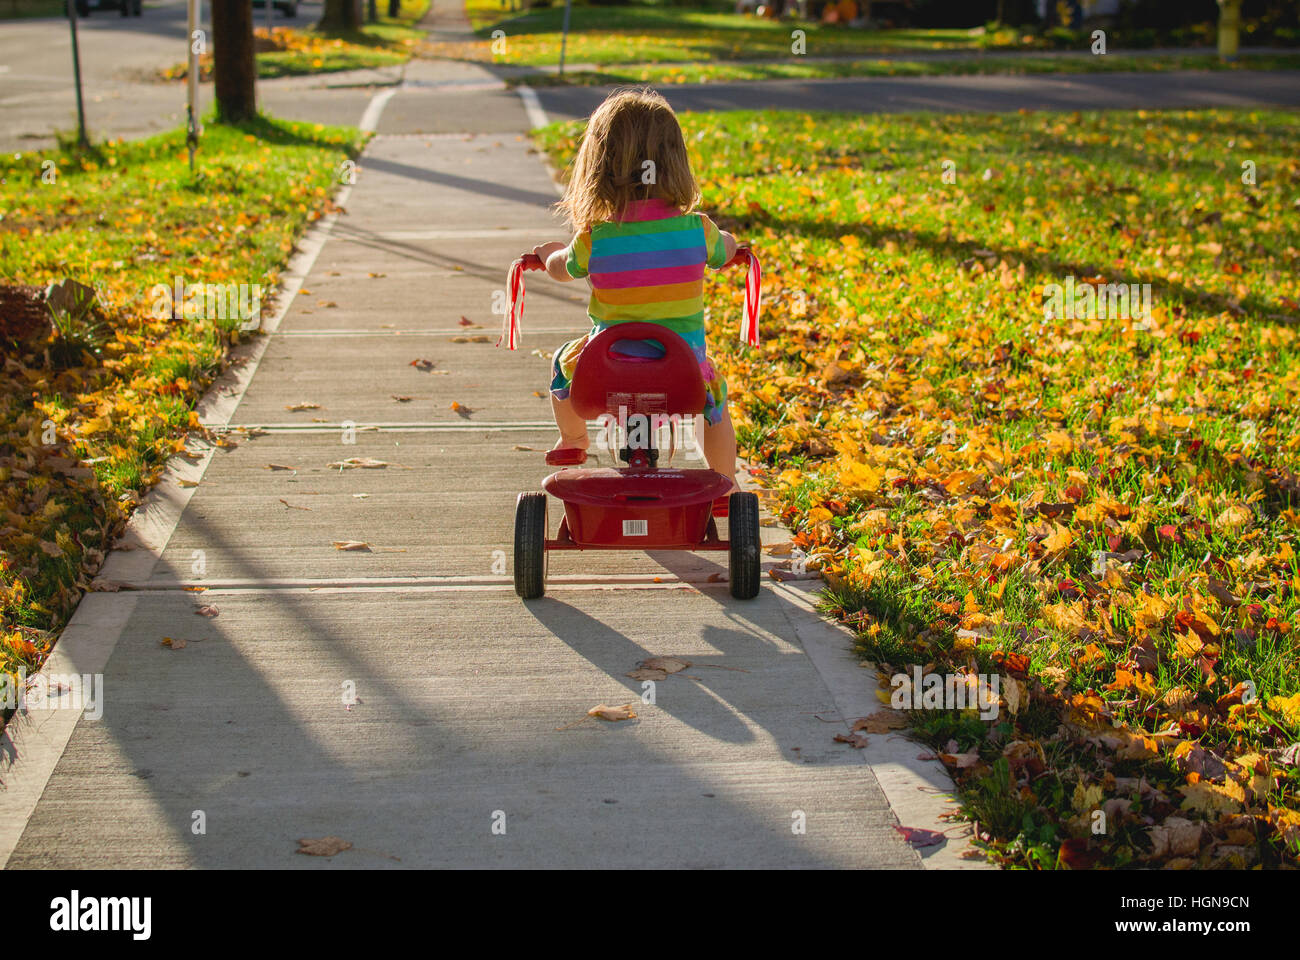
[724,245,753,269]
[520,253,545,271]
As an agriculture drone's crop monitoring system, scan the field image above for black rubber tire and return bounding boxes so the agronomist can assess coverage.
[728,491,761,600]
[514,492,547,599]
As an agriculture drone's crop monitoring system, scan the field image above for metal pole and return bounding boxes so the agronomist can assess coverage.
[66,0,88,147]
[265,0,272,36]
[558,0,571,76]
[186,0,201,173]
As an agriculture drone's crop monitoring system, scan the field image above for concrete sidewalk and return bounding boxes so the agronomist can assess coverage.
[0,97,976,868]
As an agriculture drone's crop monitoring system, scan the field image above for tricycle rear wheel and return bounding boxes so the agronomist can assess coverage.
[728,491,760,600]
[514,492,547,599]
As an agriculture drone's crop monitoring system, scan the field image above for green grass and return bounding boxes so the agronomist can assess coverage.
[163,0,431,81]
[535,107,1300,867]
[0,0,64,19]
[0,114,365,703]
[255,46,408,79]
[515,50,1300,86]
[464,1,1040,67]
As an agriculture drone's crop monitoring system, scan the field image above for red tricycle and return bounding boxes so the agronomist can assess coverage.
[504,248,763,601]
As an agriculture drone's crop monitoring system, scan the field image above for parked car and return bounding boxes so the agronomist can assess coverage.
[74,0,143,15]
[253,0,300,16]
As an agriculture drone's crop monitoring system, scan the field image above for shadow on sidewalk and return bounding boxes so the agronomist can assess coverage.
[360,154,561,208]
[10,496,883,867]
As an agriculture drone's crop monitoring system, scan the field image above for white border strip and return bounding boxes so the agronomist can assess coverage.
[517,85,549,130]
[359,85,400,134]
[768,581,991,870]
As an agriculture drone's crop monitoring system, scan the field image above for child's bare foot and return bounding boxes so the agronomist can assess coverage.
[552,434,589,452]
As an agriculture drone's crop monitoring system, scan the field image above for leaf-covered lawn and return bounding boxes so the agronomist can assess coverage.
[513,51,1300,87]
[536,108,1300,868]
[0,116,363,694]
[456,2,1033,66]
[163,0,430,81]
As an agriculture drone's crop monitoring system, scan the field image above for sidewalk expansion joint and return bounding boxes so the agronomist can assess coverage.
[207,421,562,432]
[101,574,768,593]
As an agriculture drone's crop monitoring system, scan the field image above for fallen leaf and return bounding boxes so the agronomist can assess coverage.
[1180,779,1246,816]
[587,703,638,722]
[332,541,372,552]
[853,712,908,733]
[894,825,946,847]
[1147,817,1204,859]
[296,836,352,857]
[640,656,691,674]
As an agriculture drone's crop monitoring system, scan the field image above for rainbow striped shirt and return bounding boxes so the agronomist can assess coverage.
[563,199,729,340]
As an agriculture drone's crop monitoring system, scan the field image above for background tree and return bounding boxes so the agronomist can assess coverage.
[320,0,361,31]
[211,0,256,123]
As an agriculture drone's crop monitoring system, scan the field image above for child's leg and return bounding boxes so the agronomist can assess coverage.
[550,394,590,451]
[699,409,738,492]
[549,335,590,451]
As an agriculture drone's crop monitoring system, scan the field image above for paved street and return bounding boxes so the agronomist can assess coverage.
[4,2,1298,151]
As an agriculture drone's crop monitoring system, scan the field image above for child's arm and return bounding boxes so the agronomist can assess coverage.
[533,241,573,282]
[718,230,738,267]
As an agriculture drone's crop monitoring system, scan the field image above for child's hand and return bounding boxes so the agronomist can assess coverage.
[533,241,571,282]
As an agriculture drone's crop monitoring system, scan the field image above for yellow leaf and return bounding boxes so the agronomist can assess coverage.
[1267,692,1300,727]
[1180,779,1245,816]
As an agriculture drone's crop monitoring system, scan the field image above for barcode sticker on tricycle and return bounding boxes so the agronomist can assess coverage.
[622,519,648,536]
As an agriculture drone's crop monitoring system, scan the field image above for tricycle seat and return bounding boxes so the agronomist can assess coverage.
[570,322,706,420]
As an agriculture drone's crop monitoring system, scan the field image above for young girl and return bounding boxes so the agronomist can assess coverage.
[532,88,741,492]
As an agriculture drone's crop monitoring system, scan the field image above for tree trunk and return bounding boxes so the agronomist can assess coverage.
[320,0,361,30]
[211,0,256,124]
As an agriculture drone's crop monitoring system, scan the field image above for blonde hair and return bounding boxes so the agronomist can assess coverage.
[557,88,700,230]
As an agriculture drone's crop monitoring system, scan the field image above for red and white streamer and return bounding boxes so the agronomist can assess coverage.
[739,247,761,347]
[499,256,526,350]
